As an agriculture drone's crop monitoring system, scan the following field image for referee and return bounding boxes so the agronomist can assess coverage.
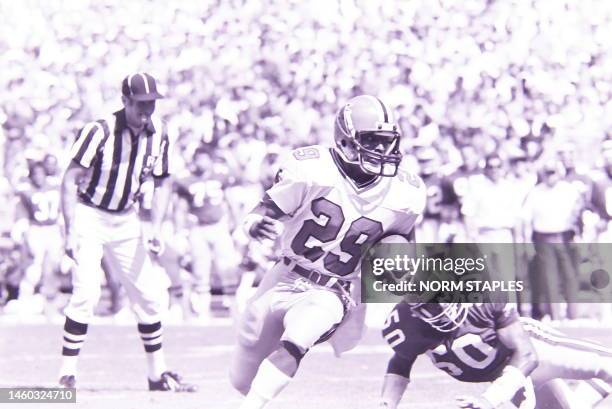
[58,72,195,392]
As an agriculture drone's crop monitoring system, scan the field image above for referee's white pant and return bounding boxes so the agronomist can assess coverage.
[65,202,167,324]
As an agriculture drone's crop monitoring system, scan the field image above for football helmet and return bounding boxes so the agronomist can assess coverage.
[334,95,402,177]
[28,161,47,188]
[404,244,472,333]
[408,302,470,333]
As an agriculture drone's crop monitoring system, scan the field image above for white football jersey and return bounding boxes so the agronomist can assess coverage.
[267,145,426,280]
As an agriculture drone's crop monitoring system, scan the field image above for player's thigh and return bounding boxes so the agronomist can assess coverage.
[234,261,293,351]
[231,289,285,393]
[42,226,63,275]
[25,226,46,262]
[534,379,579,409]
[281,288,345,350]
[189,226,213,276]
[210,225,239,272]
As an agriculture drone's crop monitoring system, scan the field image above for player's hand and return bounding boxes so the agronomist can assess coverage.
[456,395,495,409]
[248,215,278,241]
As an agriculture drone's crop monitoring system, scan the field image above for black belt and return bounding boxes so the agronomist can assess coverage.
[283,257,351,292]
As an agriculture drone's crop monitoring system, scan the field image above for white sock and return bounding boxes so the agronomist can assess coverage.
[239,391,269,409]
[239,360,292,409]
[59,356,79,377]
[146,349,167,380]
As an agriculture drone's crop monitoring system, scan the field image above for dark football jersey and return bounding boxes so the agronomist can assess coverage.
[421,174,445,219]
[382,303,518,382]
[174,170,227,225]
[17,182,61,226]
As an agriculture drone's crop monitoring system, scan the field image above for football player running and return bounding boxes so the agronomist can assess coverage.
[230,95,426,409]
[380,301,612,409]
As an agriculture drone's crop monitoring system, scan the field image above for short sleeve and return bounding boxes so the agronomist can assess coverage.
[265,157,309,216]
[70,122,105,168]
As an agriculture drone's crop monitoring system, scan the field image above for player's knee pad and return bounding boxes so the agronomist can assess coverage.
[282,292,344,350]
[281,340,307,365]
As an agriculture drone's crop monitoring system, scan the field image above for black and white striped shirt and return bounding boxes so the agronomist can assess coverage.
[70,109,171,212]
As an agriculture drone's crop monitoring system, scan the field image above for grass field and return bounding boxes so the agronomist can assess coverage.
[1,318,611,409]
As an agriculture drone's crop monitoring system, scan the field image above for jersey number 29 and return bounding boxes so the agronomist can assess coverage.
[291,197,383,276]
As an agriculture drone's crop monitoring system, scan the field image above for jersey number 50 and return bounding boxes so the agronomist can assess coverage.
[291,197,383,276]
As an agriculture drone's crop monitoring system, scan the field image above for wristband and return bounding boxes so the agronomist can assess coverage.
[482,365,528,408]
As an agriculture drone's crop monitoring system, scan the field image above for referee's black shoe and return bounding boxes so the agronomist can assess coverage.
[59,375,76,389]
[148,371,197,392]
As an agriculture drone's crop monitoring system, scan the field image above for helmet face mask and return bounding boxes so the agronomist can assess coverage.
[356,130,402,177]
[409,302,470,332]
[335,95,403,178]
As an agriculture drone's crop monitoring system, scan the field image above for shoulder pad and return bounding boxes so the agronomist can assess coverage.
[384,168,427,212]
[396,167,423,189]
[290,145,325,161]
[279,145,336,185]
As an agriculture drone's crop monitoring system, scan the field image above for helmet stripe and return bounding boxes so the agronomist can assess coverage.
[343,105,355,136]
[375,97,389,122]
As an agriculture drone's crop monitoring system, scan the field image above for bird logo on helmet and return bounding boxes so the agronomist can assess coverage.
[334,95,402,177]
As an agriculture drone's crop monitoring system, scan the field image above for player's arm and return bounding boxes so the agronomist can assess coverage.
[380,352,417,409]
[243,194,287,241]
[243,158,309,241]
[480,312,538,408]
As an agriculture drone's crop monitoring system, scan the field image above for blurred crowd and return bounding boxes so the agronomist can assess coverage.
[1,0,612,322]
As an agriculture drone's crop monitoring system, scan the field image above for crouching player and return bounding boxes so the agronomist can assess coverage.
[230,95,427,409]
[380,301,612,408]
